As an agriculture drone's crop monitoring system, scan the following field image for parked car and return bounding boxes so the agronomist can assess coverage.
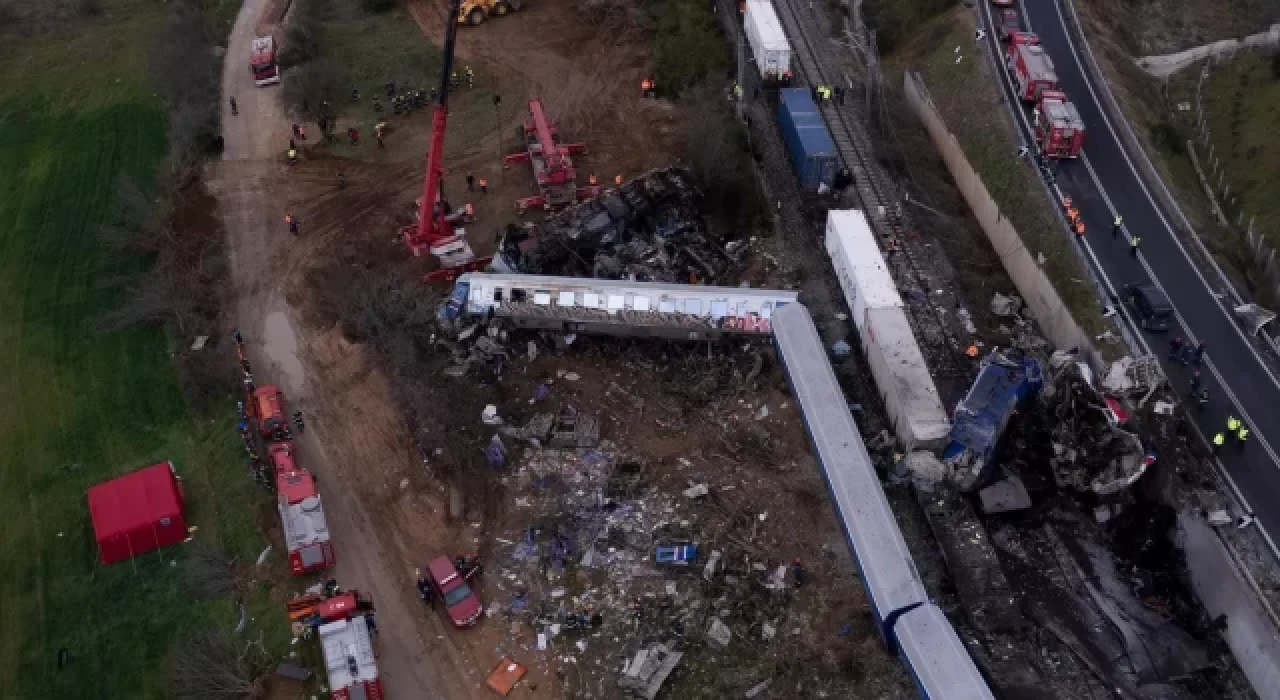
[997,8,1021,41]
[1124,284,1174,332]
[426,556,483,627]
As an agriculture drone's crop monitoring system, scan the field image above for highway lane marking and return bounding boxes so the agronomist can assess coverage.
[1019,0,1280,555]
[1048,0,1280,394]
[983,0,1280,537]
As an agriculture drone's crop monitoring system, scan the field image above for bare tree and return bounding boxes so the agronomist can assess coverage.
[148,0,221,165]
[170,630,270,700]
[282,58,350,138]
[185,544,241,599]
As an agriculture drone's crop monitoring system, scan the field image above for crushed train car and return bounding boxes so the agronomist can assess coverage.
[943,350,1044,491]
[493,168,733,284]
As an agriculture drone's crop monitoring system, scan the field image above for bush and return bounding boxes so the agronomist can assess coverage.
[148,0,221,165]
[862,0,953,54]
[649,0,729,96]
[1149,120,1185,156]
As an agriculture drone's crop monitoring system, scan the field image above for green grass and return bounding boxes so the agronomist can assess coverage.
[886,8,1113,343]
[0,5,286,698]
[316,4,520,156]
[1203,53,1280,251]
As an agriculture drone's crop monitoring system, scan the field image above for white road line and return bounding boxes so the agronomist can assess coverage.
[986,0,1277,526]
[1049,0,1280,394]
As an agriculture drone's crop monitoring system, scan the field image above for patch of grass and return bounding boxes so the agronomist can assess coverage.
[300,4,515,154]
[862,0,953,54]
[886,9,1113,342]
[647,0,730,96]
[0,8,285,699]
[1203,52,1280,253]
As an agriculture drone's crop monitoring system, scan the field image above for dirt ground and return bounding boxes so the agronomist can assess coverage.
[206,0,911,698]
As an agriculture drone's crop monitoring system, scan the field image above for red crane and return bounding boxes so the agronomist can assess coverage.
[402,0,492,281]
[504,99,599,212]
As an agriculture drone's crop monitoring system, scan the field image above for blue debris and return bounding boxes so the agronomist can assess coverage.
[943,350,1043,490]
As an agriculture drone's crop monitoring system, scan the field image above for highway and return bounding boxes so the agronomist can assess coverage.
[979,0,1280,546]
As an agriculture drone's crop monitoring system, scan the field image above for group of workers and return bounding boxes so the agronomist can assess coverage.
[1064,198,1143,255]
[1214,415,1250,453]
[640,76,657,98]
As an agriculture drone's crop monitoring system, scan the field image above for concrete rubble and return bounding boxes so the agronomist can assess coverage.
[494,168,735,284]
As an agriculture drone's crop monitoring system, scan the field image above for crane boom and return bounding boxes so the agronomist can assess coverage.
[408,0,463,252]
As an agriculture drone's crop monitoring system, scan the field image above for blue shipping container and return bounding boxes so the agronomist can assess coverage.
[776,88,838,191]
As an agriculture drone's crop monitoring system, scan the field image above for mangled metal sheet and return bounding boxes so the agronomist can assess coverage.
[942,350,1044,491]
[494,168,732,284]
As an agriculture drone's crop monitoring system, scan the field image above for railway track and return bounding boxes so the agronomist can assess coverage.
[771,0,967,380]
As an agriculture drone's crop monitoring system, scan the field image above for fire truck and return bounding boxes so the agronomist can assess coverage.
[250,36,280,86]
[268,441,336,575]
[288,591,383,700]
[1006,32,1058,102]
[1033,89,1086,158]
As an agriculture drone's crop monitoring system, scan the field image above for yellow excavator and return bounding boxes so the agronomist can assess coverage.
[458,0,523,25]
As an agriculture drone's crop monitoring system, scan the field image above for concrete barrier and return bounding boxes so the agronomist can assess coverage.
[902,72,1099,368]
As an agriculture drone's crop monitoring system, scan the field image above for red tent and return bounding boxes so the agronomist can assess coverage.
[87,461,187,565]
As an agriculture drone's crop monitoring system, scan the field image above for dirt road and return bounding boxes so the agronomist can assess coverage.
[210,0,475,697]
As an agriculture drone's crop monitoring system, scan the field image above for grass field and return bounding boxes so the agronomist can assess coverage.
[0,3,285,698]
[1202,53,1280,251]
[318,4,519,158]
[885,8,1113,342]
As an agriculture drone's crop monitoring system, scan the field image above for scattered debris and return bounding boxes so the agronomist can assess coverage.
[618,642,683,699]
[706,618,733,648]
[978,474,1032,514]
[495,168,733,284]
[485,658,527,696]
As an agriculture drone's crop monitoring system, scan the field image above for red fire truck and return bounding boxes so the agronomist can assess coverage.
[1033,89,1086,158]
[268,441,336,575]
[1006,32,1058,102]
[287,591,383,700]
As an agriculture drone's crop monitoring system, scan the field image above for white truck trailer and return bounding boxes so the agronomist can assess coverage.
[744,0,793,85]
[825,209,951,450]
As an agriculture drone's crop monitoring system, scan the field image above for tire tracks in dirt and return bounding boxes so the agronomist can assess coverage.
[211,0,481,697]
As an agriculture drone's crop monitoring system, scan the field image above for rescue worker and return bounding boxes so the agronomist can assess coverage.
[465,65,475,88]
[352,87,360,102]
[478,177,488,194]
[285,213,298,235]
[588,173,599,187]
[614,174,623,186]
[1130,236,1142,256]
[640,77,652,97]
[229,96,238,115]
[348,126,358,145]
[791,559,805,589]
[1112,215,1123,236]
[450,70,460,88]
[337,171,346,189]
[416,570,436,607]
[1237,424,1250,444]
[732,83,743,101]
[1192,341,1207,366]
[1169,336,1184,360]
[1227,415,1241,436]
[292,410,305,433]
[287,147,298,165]
[1196,387,1210,410]
[1073,220,1085,238]
[1189,369,1202,394]
[1062,195,1073,211]
[466,173,476,191]
[1212,431,1225,454]
[966,343,979,358]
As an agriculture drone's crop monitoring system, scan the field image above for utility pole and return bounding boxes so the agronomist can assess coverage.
[736,13,746,120]
[865,29,878,119]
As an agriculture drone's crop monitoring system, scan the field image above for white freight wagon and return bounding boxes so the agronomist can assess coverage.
[825,210,950,450]
[744,0,793,84]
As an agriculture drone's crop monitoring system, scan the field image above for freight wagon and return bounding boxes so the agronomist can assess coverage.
[777,88,837,191]
[744,0,793,84]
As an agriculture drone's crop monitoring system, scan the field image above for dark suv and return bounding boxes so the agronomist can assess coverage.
[1124,284,1174,332]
